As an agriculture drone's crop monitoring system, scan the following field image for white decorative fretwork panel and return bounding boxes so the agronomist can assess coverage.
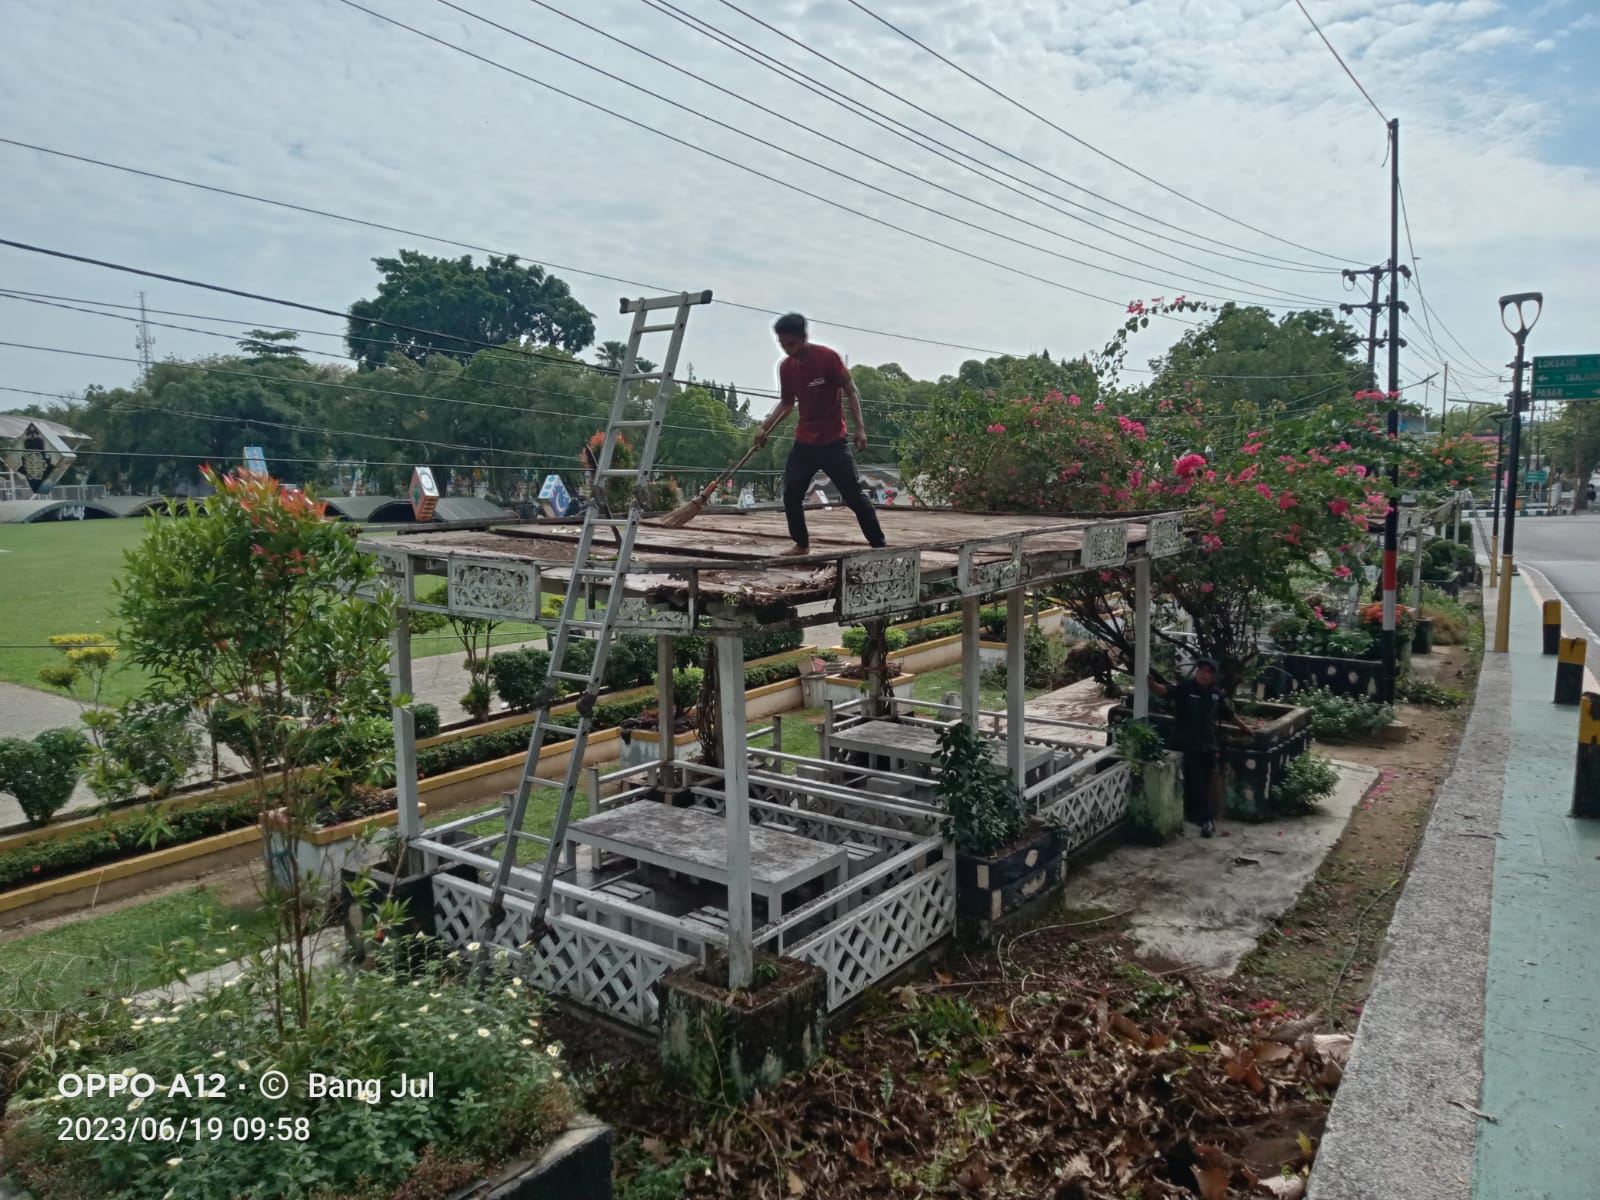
[958,537,1023,597]
[524,916,692,1029]
[792,860,954,1009]
[447,558,541,621]
[1146,512,1186,559]
[840,549,921,618]
[1038,763,1133,851]
[609,596,692,632]
[1080,521,1130,569]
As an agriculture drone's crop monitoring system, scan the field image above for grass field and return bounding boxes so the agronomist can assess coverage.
[0,520,548,707]
[0,887,274,1016]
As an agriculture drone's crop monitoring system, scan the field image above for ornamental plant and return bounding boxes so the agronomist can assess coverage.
[114,467,397,1030]
[935,721,1026,855]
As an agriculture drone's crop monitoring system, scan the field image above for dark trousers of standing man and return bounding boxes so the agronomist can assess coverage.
[783,439,887,550]
[1181,750,1219,824]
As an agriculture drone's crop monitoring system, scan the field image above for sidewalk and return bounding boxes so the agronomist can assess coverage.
[1311,569,1600,1199]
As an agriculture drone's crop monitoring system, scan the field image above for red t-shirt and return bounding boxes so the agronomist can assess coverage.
[779,344,849,446]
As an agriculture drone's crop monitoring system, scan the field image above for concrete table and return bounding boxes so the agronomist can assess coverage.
[564,800,847,920]
[827,719,1053,779]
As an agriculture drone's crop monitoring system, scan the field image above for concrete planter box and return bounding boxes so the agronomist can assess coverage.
[1111,702,1312,823]
[448,1116,613,1200]
[657,956,827,1102]
[1126,753,1183,844]
[954,823,1066,936]
[823,672,914,708]
[617,727,700,771]
[1265,653,1390,701]
[1412,616,1435,655]
[261,804,425,891]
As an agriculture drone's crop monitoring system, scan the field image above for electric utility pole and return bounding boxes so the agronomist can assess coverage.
[1379,117,1403,702]
[1340,265,1387,380]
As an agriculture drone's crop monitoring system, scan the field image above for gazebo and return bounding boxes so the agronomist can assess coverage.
[363,505,1185,1027]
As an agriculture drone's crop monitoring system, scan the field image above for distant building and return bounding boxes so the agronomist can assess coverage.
[0,413,90,501]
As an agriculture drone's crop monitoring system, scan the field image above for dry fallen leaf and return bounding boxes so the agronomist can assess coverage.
[894,985,920,1010]
[1251,1041,1294,1066]
[1224,1049,1265,1093]
[1110,1012,1146,1043]
[1060,1152,1093,1181]
[1311,1033,1353,1065]
[640,1136,669,1164]
[786,1167,806,1197]
[1192,1164,1231,1200]
[1256,1176,1307,1199]
[848,1136,873,1167]
[956,1161,991,1192]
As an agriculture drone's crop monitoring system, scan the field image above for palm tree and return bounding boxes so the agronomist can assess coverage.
[595,341,628,370]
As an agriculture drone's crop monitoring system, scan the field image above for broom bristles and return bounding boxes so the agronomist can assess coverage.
[657,493,708,528]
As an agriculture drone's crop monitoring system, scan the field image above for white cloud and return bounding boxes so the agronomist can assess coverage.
[0,0,1595,430]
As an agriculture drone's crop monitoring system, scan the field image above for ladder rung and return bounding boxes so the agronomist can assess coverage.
[636,321,680,333]
[622,371,667,382]
[597,468,641,478]
[574,567,620,580]
[565,618,608,632]
[510,830,553,844]
[550,670,592,684]
[613,419,657,429]
[531,723,581,739]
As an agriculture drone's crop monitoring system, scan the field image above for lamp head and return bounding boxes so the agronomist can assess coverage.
[1498,292,1543,339]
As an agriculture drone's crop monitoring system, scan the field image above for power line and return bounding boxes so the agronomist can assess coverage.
[701,0,1341,272]
[527,0,1339,304]
[1292,0,1388,123]
[844,0,1352,262]
[1396,180,1499,377]
[641,0,1333,280]
[339,0,1312,315]
[0,138,1024,360]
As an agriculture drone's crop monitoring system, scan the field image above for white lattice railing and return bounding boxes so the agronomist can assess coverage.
[430,873,697,1028]
[788,855,956,1010]
[1035,756,1134,852]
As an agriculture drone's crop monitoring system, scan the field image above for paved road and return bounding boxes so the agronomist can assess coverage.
[1502,513,1600,634]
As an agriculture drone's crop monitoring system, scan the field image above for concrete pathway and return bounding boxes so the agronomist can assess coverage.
[1312,553,1600,1200]
[1065,759,1378,976]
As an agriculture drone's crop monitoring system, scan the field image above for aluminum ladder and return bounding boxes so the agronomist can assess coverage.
[482,289,712,935]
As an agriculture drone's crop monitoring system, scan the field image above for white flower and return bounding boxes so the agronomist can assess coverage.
[552,1069,563,1080]
[520,1038,534,1047]
[466,942,481,952]
[126,1098,143,1111]
[505,988,517,998]
[545,1044,560,1058]
[429,992,442,1000]
[476,1027,490,1038]
[512,977,523,988]
[165,1190,175,1200]
[461,1007,474,1016]
[166,1157,183,1169]
[398,1022,410,1029]
[121,1067,138,1077]
[220,1010,237,1018]
[214,948,229,957]
[410,979,422,988]
[212,1051,226,1060]
[67,1039,80,1051]
[149,1017,165,1026]
[447,951,460,960]
[416,1005,429,1015]
[495,949,509,961]
[228,924,239,933]
[447,1033,458,1041]
[235,1060,250,1073]
[119,998,132,1007]
[223,978,240,989]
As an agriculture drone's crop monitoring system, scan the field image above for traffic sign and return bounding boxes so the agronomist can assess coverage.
[1525,469,1549,485]
[1532,355,1600,401]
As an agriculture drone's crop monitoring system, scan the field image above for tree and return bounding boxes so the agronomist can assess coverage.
[346,250,596,369]
[237,329,307,361]
[595,341,628,370]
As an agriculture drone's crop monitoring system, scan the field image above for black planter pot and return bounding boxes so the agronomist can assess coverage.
[1412,616,1435,655]
[447,1118,613,1199]
[954,823,1067,924]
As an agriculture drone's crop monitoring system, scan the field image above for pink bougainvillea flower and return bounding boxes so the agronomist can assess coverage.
[1204,469,1216,482]
[1354,464,1369,479]
[1278,492,1297,510]
[1174,452,1208,478]
[1334,441,1352,451]
[1256,483,1274,499]
[1212,508,1227,525]
[986,423,1006,434]
[1241,442,1263,455]
[1334,565,1352,578]
[1201,533,1223,552]
[1328,498,1350,516]
[1237,465,1258,483]
[1200,582,1215,593]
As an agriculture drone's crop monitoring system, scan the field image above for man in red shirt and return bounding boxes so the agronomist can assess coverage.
[753,313,887,555]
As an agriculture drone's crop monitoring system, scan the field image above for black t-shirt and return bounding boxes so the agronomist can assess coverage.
[1168,679,1235,752]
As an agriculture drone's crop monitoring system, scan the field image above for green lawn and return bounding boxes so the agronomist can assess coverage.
[0,887,274,1018]
[908,662,1047,710]
[0,519,150,706]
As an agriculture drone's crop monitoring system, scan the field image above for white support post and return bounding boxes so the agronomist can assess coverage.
[388,612,421,840]
[1410,527,1425,612]
[961,596,981,728]
[1453,495,1462,546]
[1006,588,1025,789]
[714,634,754,990]
[1133,558,1151,720]
[656,634,676,779]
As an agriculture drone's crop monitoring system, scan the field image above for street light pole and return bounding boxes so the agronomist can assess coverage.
[1493,292,1544,654]
[1380,117,1403,703]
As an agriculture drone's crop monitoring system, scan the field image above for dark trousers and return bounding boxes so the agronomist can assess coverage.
[783,439,886,549]
[1181,750,1219,823]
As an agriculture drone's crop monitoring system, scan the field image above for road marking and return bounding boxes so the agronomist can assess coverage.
[1517,565,1600,695]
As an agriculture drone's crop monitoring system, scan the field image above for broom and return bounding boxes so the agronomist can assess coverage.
[657,442,764,529]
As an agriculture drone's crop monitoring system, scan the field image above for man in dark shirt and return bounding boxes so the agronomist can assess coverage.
[753,312,887,556]
[1147,658,1250,838]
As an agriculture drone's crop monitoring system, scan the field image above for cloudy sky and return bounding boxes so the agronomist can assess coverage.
[2,0,1597,441]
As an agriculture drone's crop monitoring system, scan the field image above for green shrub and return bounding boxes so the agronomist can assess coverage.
[1114,719,1166,778]
[1397,677,1466,708]
[0,728,90,826]
[412,703,442,740]
[840,626,909,656]
[904,617,962,646]
[0,793,261,889]
[0,938,573,1200]
[1270,752,1340,813]
[935,722,1025,855]
[1063,641,1116,689]
[89,702,201,803]
[1292,685,1395,741]
[672,629,804,666]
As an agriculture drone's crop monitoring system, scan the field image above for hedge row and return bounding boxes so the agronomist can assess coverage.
[416,656,806,779]
[0,794,261,892]
[487,630,805,713]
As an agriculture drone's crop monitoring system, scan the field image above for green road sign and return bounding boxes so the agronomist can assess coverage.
[1532,355,1600,401]
[1525,469,1549,485]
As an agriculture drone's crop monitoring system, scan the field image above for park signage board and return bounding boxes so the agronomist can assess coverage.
[410,466,440,521]
[1532,355,1600,402]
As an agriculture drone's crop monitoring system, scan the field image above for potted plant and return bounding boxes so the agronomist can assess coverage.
[1115,718,1181,843]
[936,722,1065,930]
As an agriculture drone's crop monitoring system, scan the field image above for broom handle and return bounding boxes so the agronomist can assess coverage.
[695,442,764,501]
